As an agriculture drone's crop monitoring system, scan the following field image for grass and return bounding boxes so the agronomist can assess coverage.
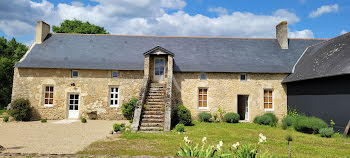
[78,121,350,157]
[0,109,6,115]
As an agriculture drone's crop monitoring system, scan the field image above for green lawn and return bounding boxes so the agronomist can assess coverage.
[78,121,350,157]
[0,109,6,115]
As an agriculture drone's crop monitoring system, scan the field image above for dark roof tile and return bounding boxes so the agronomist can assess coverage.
[16,34,324,73]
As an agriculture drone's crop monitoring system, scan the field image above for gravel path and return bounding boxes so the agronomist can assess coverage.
[0,120,128,154]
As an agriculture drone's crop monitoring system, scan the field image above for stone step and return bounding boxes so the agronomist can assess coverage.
[148,93,164,96]
[146,105,163,108]
[149,88,165,91]
[141,118,164,123]
[143,111,164,115]
[140,122,164,127]
[148,90,165,93]
[140,126,163,131]
[150,83,165,87]
[144,107,163,111]
[146,101,165,105]
[147,98,164,102]
[143,114,164,118]
[146,95,164,99]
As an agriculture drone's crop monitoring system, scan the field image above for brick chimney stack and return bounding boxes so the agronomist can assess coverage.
[35,21,50,44]
[276,21,288,49]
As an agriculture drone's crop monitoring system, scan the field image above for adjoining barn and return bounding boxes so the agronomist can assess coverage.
[284,32,350,133]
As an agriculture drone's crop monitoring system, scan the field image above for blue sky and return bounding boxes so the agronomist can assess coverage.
[0,0,349,45]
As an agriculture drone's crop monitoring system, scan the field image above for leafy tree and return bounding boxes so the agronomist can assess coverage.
[52,19,109,34]
[0,37,28,109]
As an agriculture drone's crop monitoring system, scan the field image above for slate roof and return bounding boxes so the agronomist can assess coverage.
[15,34,324,73]
[283,32,350,83]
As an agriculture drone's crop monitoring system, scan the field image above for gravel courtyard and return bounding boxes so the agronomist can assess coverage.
[0,120,127,154]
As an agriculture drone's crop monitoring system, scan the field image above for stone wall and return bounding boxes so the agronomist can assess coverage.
[11,68,143,120]
[12,68,288,121]
[171,72,288,121]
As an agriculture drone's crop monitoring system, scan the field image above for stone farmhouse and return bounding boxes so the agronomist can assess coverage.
[12,21,325,132]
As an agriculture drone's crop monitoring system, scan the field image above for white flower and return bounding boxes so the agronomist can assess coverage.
[183,136,191,143]
[219,141,223,147]
[184,136,189,143]
[232,142,240,149]
[202,137,207,143]
[216,144,221,151]
[258,133,267,144]
[177,132,180,134]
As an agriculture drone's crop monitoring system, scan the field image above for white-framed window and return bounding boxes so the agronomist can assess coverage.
[72,70,79,78]
[200,73,207,80]
[198,88,208,109]
[240,74,247,81]
[112,71,118,78]
[44,86,54,106]
[109,87,119,107]
[264,89,273,110]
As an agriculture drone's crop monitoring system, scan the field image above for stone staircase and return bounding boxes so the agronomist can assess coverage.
[140,83,166,132]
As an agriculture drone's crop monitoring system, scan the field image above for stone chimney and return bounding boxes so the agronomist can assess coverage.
[35,21,50,44]
[276,21,288,49]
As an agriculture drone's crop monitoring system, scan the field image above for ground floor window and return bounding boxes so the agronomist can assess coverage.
[199,88,208,109]
[44,86,54,106]
[110,87,119,107]
[264,89,273,110]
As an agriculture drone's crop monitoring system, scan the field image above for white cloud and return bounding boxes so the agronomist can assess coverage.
[289,29,314,38]
[341,29,347,35]
[0,0,314,40]
[208,7,228,15]
[0,20,36,37]
[108,9,301,38]
[309,4,339,18]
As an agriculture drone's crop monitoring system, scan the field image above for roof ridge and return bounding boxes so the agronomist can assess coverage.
[306,31,350,49]
[50,33,326,40]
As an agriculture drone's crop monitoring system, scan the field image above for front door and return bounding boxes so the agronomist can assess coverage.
[154,58,165,82]
[68,94,79,119]
[238,95,249,121]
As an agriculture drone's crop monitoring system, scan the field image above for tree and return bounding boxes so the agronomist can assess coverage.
[0,37,28,109]
[52,19,109,34]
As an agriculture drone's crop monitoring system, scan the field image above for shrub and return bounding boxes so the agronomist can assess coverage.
[81,118,87,123]
[282,123,288,130]
[129,119,133,123]
[176,105,192,126]
[293,116,328,134]
[175,123,185,132]
[223,113,240,123]
[253,113,278,126]
[122,97,138,120]
[282,115,294,128]
[213,113,219,122]
[287,107,299,117]
[113,123,121,132]
[218,107,226,122]
[319,127,334,138]
[198,112,212,122]
[3,115,9,122]
[9,99,32,121]
[41,119,47,123]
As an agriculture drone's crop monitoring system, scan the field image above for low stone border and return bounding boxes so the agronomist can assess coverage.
[0,152,176,158]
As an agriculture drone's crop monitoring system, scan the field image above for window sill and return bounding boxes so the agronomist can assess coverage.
[264,109,274,112]
[110,105,119,108]
[44,105,54,107]
[198,107,209,110]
